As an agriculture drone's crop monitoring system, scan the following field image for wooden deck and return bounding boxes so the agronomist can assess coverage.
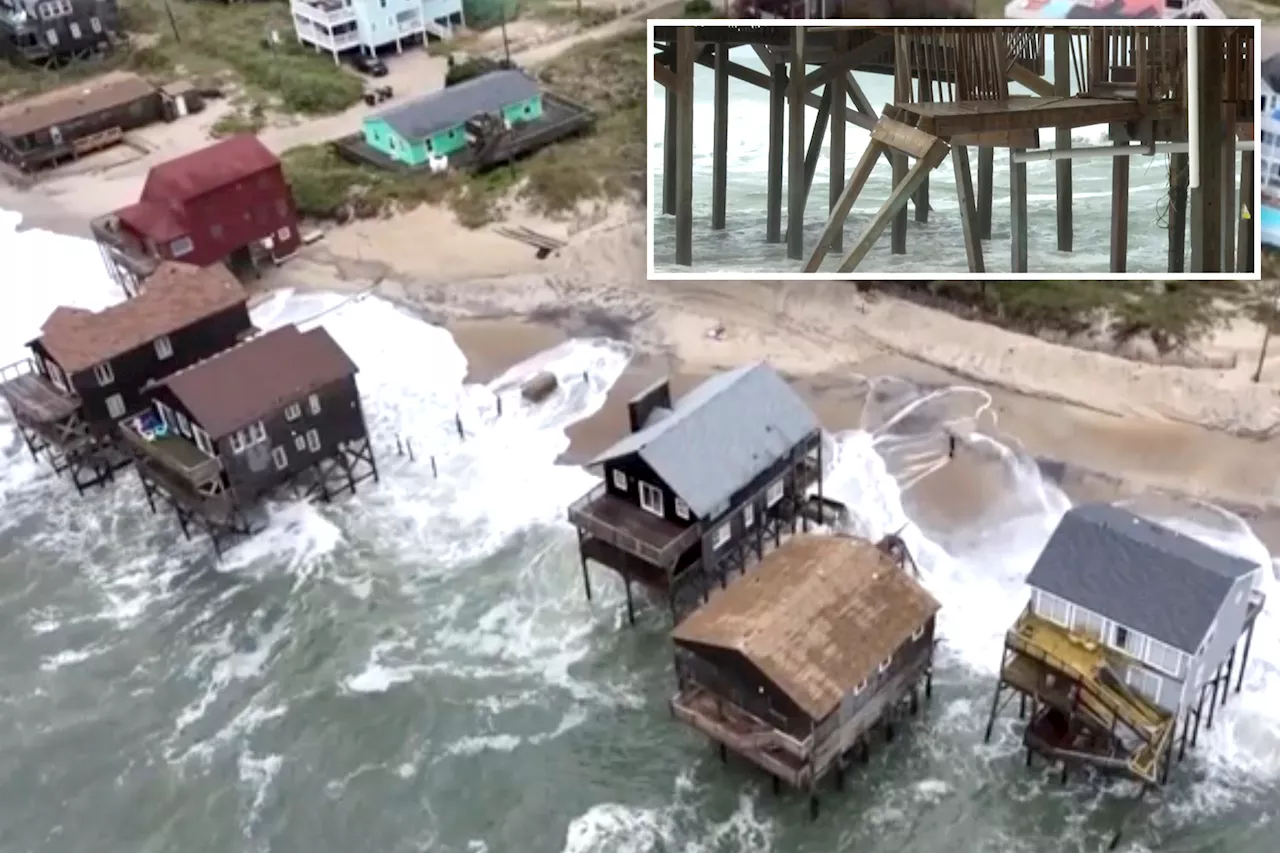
[0,370,79,425]
[899,97,1150,138]
[568,482,700,569]
[671,683,811,787]
[119,421,222,485]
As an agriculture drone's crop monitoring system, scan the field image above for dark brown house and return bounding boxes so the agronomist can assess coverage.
[0,261,250,492]
[91,134,302,296]
[0,70,160,171]
[120,324,378,555]
[567,361,824,624]
[0,0,123,68]
[671,534,940,818]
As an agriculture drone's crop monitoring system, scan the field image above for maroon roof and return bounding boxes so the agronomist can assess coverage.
[160,325,358,439]
[141,135,281,205]
[38,262,246,373]
[115,199,186,242]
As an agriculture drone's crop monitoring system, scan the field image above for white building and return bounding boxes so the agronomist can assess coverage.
[290,0,464,63]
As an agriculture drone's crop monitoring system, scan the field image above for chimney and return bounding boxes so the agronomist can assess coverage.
[627,378,672,433]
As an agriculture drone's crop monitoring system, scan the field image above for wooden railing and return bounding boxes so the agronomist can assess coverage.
[118,416,222,486]
[0,357,34,384]
[567,481,702,569]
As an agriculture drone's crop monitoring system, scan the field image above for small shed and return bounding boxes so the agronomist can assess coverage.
[159,81,206,122]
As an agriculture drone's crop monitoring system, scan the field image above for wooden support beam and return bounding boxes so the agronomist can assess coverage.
[711,43,729,231]
[977,146,994,240]
[674,27,695,267]
[844,72,899,182]
[1110,136,1130,273]
[837,137,950,273]
[1168,152,1189,273]
[1221,104,1238,273]
[767,63,786,244]
[872,117,941,161]
[890,31,911,256]
[914,64,931,223]
[1191,27,1224,273]
[803,139,884,272]
[787,85,833,249]
[653,56,676,91]
[1006,61,1054,98]
[694,52,868,134]
[1009,148,1029,273]
[803,35,889,90]
[830,34,847,254]
[786,27,806,261]
[1238,152,1254,274]
[1053,28,1073,253]
[663,88,676,216]
[951,144,984,273]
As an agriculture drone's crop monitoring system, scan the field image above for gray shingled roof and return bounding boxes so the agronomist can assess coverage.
[1025,503,1258,655]
[590,362,821,518]
[375,71,541,141]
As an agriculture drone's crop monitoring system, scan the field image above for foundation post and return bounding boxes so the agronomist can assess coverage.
[766,62,786,244]
[673,27,695,267]
[786,85,832,252]
[1168,152,1189,273]
[1009,148,1029,273]
[1237,149,1254,273]
[890,30,910,256]
[663,81,676,216]
[711,42,729,231]
[1110,136,1130,273]
[914,65,931,224]
[1190,26,1224,273]
[1221,106,1238,273]
[1053,27,1073,252]
[1236,619,1255,693]
[977,146,994,239]
[829,38,846,254]
[786,27,808,261]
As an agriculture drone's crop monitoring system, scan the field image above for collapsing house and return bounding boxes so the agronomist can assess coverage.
[671,534,940,818]
[0,262,252,492]
[566,362,826,624]
[119,324,379,555]
[90,134,302,297]
[983,503,1266,786]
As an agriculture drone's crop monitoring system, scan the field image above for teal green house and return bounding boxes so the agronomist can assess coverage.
[362,70,544,167]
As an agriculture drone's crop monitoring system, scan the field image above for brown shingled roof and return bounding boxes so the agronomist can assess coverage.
[672,535,941,721]
[160,325,357,439]
[0,71,156,138]
[38,262,247,374]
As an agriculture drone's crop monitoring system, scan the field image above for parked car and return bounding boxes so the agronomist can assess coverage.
[352,55,389,77]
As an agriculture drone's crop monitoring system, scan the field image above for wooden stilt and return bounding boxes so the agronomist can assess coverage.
[1190,27,1224,273]
[1110,136,1130,273]
[803,138,883,271]
[1191,682,1207,747]
[1237,150,1254,273]
[977,146,994,240]
[829,39,846,253]
[624,576,635,624]
[711,42,729,231]
[786,26,806,261]
[663,86,676,216]
[673,27,695,267]
[1236,619,1255,693]
[984,680,1004,743]
[1009,148,1029,273]
[1221,105,1238,273]
[785,86,832,247]
[951,143,985,272]
[1168,151,1189,273]
[766,63,786,244]
[1054,27,1073,253]
[890,31,911,256]
[1207,663,1222,729]
[914,67,931,224]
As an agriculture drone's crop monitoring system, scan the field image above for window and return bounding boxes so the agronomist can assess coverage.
[911,624,925,642]
[305,429,321,452]
[712,523,730,550]
[90,16,101,33]
[307,393,321,415]
[674,497,689,520]
[878,656,892,673]
[68,21,80,38]
[248,422,267,444]
[295,434,307,451]
[1071,607,1107,642]
[853,679,867,696]
[176,411,191,437]
[45,29,57,45]
[284,403,302,422]
[638,481,663,517]
[93,361,114,386]
[1112,624,1146,659]
[610,469,627,491]
[766,479,785,507]
[170,236,194,257]
[742,504,754,528]
[1125,667,1162,705]
[193,427,214,456]
[271,446,288,470]
[154,335,174,360]
[1034,590,1071,627]
[105,393,125,419]
[1144,638,1184,678]
[230,431,247,454]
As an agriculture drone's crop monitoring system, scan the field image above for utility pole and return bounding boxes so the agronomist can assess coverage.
[162,0,181,44]
[499,2,511,65]
[1252,281,1280,383]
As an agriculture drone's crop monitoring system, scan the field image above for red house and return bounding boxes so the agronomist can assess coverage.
[91,135,301,297]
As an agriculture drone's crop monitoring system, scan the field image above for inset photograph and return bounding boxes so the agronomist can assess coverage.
[650,21,1260,278]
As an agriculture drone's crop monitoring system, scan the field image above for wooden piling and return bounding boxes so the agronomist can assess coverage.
[914,67,931,224]
[786,27,806,261]
[1221,105,1238,273]
[663,88,676,216]
[767,62,786,244]
[786,86,832,251]
[890,31,911,256]
[674,28,695,267]
[1110,136,1130,273]
[1009,148,1029,273]
[977,146,994,240]
[711,43,729,231]
[1053,28,1073,253]
[951,144,984,273]
[1190,26,1225,273]
[1238,151,1254,273]
[829,37,847,254]
[1168,152,1189,273]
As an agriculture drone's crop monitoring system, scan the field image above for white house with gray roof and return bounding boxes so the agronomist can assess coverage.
[290,0,462,63]
[1024,503,1262,716]
[568,361,826,623]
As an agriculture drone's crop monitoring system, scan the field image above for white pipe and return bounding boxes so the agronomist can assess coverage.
[1188,24,1201,190]
[1015,139,1253,163]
